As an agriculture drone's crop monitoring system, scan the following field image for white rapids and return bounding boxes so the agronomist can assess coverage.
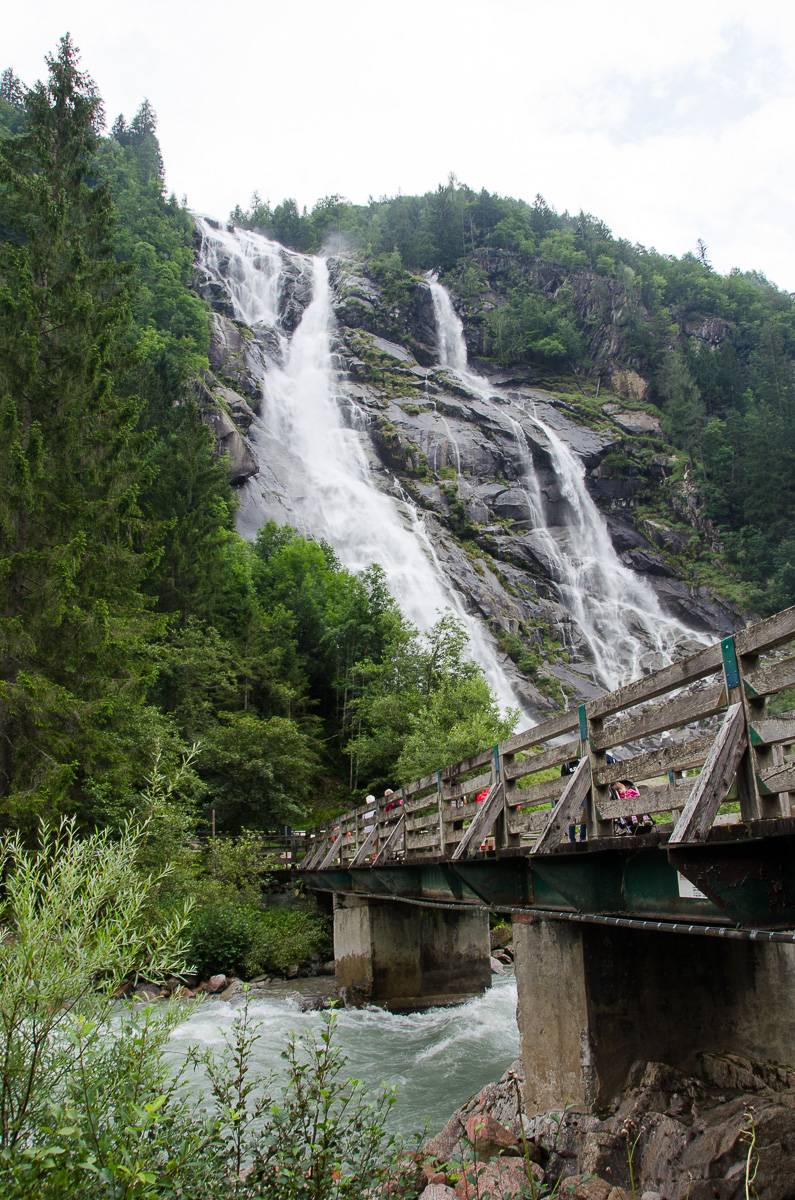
[166,972,520,1139]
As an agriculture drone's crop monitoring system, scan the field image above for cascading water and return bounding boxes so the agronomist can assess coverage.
[196,220,520,712]
[428,277,702,689]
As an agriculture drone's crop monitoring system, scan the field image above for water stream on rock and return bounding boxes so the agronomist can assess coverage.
[428,278,701,689]
[196,220,520,712]
[167,972,519,1139]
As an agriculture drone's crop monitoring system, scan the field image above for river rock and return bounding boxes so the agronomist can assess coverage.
[431,1054,795,1199]
[418,1185,458,1200]
[220,979,244,1001]
[489,956,505,975]
[206,973,227,994]
[489,927,513,951]
[559,1175,612,1200]
[132,984,162,1001]
[454,1158,542,1198]
[464,1112,519,1159]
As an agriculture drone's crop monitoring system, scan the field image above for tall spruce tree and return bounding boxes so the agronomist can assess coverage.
[0,36,160,824]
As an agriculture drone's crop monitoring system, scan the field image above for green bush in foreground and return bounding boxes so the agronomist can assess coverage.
[0,815,410,1198]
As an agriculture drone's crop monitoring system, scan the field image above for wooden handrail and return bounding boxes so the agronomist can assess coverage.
[299,605,795,864]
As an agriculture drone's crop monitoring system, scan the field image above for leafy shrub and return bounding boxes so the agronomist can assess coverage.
[188,901,263,978]
[188,903,332,979]
[254,908,333,974]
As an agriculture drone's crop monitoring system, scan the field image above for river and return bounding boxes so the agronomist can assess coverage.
[166,971,520,1139]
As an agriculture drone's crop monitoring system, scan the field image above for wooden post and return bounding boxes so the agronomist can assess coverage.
[722,635,776,821]
[498,742,519,848]
[402,786,408,857]
[583,703,610,837]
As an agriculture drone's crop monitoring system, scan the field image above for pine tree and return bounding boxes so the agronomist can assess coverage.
[0,36,160,824]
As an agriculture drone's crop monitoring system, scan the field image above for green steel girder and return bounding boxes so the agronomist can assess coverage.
[621,848,721,921]
[302,869,355,893]
[301,834,795,931]
[530,850,626,914]
[446,858,533,907]
[668,835,795,929]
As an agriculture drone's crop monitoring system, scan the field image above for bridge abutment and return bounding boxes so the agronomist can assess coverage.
[333,894,491,1009]
[514,914,795,1113]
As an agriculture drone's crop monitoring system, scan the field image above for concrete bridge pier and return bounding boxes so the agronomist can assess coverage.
[333,894,492,1010]
[513,914,795,1113]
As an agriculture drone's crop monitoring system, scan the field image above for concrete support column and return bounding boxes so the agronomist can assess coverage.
[514,913,795,1114]
[334,894,491,1010]
[512,914,597,1114]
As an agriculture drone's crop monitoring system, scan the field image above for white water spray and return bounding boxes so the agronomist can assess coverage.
[428,276,702,689]
[196,221,520,712]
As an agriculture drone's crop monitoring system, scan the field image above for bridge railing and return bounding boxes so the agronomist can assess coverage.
[301,606,795,868]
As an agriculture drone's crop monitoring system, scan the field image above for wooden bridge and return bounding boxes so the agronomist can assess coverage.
[300,604,795,927]
[296,605,795,1113]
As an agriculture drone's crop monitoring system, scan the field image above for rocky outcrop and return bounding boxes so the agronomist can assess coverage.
[422,1054,795,1200]
[202,405,258,483]
[191,231,745,711]
[207,312,265,401]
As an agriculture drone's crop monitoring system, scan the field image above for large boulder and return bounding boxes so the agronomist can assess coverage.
[215,384,257,431]
[202,407,258,483]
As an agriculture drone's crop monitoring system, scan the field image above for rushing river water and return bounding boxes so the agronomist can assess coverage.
[167,972,520,1139]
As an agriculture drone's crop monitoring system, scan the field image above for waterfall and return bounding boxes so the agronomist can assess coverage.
[427,275,702,689]
[196,220,520,712]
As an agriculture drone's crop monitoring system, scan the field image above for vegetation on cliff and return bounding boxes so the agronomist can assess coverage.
[234,181,795,616]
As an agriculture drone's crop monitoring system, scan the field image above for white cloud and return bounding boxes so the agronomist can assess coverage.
[5,0,795,287]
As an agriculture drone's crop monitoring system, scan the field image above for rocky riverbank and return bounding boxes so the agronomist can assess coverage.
[414,1052,795,1200]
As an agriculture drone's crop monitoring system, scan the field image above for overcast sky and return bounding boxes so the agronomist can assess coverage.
[7,1,795,289]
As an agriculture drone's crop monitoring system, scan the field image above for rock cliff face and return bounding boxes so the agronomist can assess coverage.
[191,225,741,715]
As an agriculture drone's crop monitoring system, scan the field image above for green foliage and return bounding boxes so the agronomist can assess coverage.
[0,815,193,1179]
[199,712,318,832]
[247,1010,401,1199]
[188,1005,406,1200]
[347,611,518,790]
[0,806,400,1199]
[442,483,477,538]
[188,904,331,979]
[0,37,162,825]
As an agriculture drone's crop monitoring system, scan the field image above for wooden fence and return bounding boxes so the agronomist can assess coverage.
[299,605,795,870]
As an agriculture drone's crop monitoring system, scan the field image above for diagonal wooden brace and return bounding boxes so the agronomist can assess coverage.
[669,703,747,844]
[350,824,378,866]
[317,834,343,870]
[531,757,592,854]
[451,782,504,860]
[373,814,406,865]
[302,836,330,870]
